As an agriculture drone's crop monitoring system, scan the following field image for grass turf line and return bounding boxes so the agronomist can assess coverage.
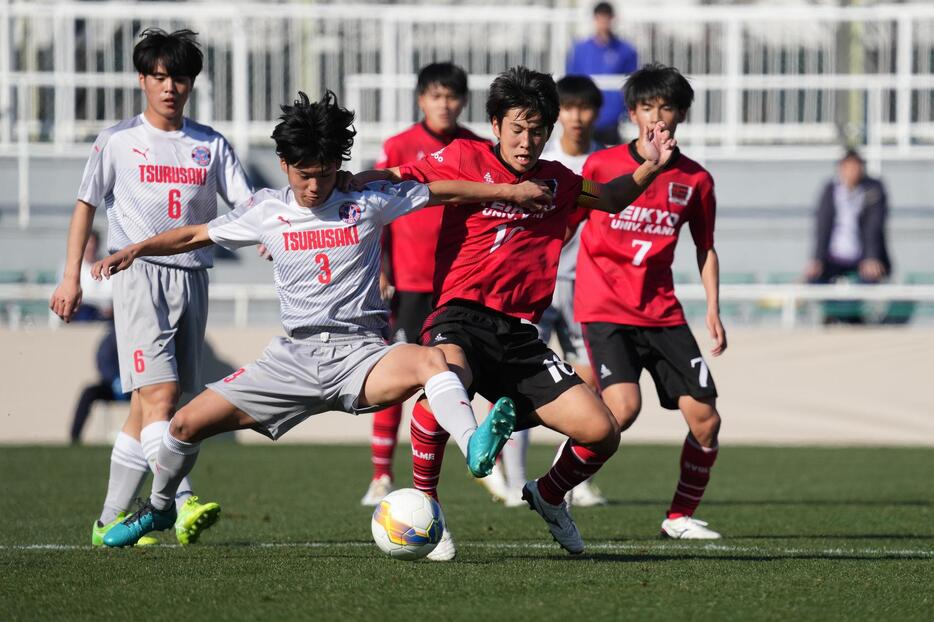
[0,444,931,621]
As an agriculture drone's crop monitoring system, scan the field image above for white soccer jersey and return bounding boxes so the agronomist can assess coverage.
[208,181,431,335]
[78,114,254,269]
[540,138,602,281]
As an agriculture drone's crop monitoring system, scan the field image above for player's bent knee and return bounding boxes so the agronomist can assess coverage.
[168,410,199,443]
[421,346,450,375]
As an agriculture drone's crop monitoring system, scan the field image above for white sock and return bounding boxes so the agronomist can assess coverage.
[424,371,477,457]
[150,428,201,511]
[141,421,194,509]
[99,432,148,525]
[501,429,530,491]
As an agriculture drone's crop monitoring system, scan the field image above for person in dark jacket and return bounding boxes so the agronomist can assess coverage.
[69,320,129,443]
[805,150,891,323]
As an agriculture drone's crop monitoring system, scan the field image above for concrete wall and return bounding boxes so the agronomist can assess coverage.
[2,325,932,446]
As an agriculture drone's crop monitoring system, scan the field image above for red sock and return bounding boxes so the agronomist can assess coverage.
[537,441,612,505]
[410,401,449,501]
[370,404,402,480]
[668,435,719,518]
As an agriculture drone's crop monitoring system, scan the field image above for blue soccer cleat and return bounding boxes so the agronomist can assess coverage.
[103,500,176,548]
[466,397,516,478]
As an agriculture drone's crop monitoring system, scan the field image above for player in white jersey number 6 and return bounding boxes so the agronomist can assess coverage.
[92,90,553,548]
[50,29,255,548]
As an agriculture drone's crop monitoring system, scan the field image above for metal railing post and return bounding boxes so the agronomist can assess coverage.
[231,14,250,157]
[896,14,913,155]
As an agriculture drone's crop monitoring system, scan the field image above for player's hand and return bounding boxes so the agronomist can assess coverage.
[512,180,553,212]
[92,248,136,281]
[49,279,83,323]
[858,258,885,282]
[257,243,273,261]
[706,311,727,356]
[350,169,393,191]
[335,170,355,193]
[804,259,823,281]
[641,121,676,167]
[379,270,395,302]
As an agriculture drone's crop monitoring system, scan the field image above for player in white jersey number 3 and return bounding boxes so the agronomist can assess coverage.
[93,90,553,548]
[50,29,254,548]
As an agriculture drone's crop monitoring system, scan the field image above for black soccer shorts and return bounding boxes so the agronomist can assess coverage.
[421,300,584,430]
[582,322,718,410]
[391,290,434,344]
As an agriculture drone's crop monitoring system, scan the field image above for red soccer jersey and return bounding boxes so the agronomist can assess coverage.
[398,138,588,322]
[575,142,716,327]
[378,123,489,293]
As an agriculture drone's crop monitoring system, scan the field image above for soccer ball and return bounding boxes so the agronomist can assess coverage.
[371,488,444,560]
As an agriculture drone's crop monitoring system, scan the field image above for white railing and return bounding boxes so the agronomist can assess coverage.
[3,283,934,330]
[5,2,934,222]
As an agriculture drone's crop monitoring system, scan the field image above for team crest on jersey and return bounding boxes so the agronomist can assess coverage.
[191,146,211,167]
[339,201,363,225]
[668,182,693,206]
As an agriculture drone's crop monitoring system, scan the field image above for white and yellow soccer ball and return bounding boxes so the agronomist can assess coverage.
[371,488,444,560]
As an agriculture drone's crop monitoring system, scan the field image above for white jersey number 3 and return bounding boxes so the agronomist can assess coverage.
[631,239,653,266]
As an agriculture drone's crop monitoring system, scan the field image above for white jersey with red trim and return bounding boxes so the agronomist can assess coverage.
[78,114,254,269]
[207,182,431,336]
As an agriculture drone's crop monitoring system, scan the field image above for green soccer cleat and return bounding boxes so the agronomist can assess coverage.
[175,496,221,546]
[92,513,159,547]
[466,397,517,478]
[103,502,177,548]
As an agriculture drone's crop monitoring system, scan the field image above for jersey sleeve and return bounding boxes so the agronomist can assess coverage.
[369,181,432,225]
[215,138,255,209]
[207,201,265,249]
[397,140,463,183]
[76,133,116,208]
[689,175,717,250]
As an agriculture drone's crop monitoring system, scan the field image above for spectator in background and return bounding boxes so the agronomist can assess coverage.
[566,2,638,145]
[69,320,128,443]
[805,149,891,323]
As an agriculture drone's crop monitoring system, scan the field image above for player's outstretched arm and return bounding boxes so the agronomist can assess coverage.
[590,121,677,214]
[50,200,96,323]
[698,247,727,356]
[92,224,213,280]
[426,180,552,211]
[350,167,403,190]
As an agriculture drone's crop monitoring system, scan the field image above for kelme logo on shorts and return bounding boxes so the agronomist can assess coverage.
[339,201,363,225]
[191,146,211,167]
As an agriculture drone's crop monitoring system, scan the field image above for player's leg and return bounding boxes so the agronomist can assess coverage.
[362,291,432,505]
[359,342,515,477]
[645,325,722,539]
[522,382,619,554]
[92,393,151,546]
[103,389,253,547]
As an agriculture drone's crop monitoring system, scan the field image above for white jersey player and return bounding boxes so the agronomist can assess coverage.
[50,29,252,547]
[490,75,609,509]
[91,90,552,550]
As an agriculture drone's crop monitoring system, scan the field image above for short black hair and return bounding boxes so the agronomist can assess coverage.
[486,66,559,130]
[271,90,356,168]
[557,75,603,111]
[841,148,865,165]
[133,28,203,79]
[594,2,614,17]
[624,63,694,112]
[417,62,468,98]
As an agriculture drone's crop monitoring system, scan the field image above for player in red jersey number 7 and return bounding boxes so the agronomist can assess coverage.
[357,66,677,558]
[577,64,727,539]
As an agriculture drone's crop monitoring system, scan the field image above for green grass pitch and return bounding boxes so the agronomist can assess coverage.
[1,443,932,620]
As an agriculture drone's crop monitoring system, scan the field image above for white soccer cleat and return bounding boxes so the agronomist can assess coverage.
[566,479,608,508]
[360,474,394,506]
[427,527,456,561]
[476,461,510,503]
[521,481,584,555]
[660,516,722,540]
